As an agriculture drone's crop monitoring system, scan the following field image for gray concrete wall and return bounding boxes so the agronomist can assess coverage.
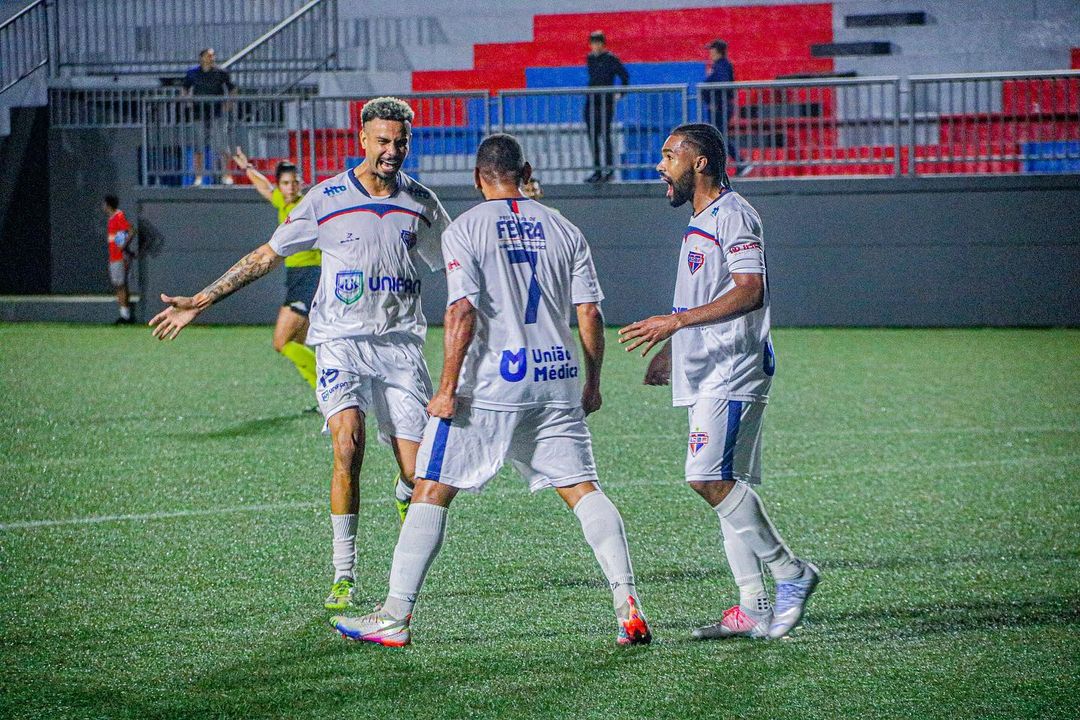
[133,175,1080,328]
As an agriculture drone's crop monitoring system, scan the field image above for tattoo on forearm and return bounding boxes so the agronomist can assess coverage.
[200,250,276,305]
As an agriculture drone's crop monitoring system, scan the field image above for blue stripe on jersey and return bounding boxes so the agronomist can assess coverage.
[720,400,743,480]
[317,203,431,227]
[683,228,721,246]
[423,418,453,481]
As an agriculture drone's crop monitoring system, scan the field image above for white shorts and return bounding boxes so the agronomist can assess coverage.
[314,336,432,444]
[414,403,599,493]
[685,398,765,484]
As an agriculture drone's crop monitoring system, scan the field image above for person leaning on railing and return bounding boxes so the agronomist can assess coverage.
[182,48,237,186]
[704,39,747,177]
[584,31,629,184]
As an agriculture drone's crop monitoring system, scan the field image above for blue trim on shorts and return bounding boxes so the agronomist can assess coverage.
[424,418,452,481]
[720,400,743,480]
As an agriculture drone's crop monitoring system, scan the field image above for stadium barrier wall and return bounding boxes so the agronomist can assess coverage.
[130,175,1080,328]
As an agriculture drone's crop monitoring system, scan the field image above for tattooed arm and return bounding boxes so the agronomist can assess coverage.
[149,243,283,340]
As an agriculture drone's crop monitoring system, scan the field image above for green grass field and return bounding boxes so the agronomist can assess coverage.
[1,324,1078,719]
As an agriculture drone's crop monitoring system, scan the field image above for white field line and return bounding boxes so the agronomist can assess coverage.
[0,501,314,531]
[1,453,1078,532]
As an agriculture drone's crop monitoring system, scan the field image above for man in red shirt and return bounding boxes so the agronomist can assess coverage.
[105,194,134,324]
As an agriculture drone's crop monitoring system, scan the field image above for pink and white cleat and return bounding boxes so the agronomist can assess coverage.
[692,604,771,640]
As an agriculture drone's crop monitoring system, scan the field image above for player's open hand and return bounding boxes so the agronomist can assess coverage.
[581,385,602,415]
[618,315,681,356]
[427,390,456,419]
[148,294,202,340]
[232,147,249,170]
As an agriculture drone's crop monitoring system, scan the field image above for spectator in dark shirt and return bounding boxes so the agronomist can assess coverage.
[584,31,629,183]
[704,39,744,175]
[182,48,237,185]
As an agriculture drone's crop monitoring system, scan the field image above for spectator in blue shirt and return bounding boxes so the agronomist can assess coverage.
[704,39,744,175]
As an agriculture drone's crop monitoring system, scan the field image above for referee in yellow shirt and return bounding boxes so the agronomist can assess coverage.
[232,147,319,390]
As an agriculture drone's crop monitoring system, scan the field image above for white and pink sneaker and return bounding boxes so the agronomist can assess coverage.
[692,604,772,640]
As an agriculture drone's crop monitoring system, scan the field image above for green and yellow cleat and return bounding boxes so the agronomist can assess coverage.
[324,577,356,611]
[393,473,411,525]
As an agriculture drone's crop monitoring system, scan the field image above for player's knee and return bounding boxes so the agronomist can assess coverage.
[413,479,456,507]
[331,421,364,459]
[689,479,737,506]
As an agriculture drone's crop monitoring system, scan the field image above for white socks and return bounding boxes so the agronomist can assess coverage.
[714,482,802,603]
[383,503,448,619]
[720,516,771,613]
[573,490,637,610]
[330,513,357,582]
[118,305,131,320]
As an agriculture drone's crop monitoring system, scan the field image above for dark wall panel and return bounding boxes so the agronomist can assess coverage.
[48,127,143,293]
[135,176,1080,328]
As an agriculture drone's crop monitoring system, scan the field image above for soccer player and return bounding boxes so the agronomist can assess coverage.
[231,148,319,391]
[104,194,135,324]
[149,97,450,611]
[330,133,651,647]
[619,123,819,640]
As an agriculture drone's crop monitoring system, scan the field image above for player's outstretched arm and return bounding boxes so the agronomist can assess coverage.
[575,302,605,415]
[619,274,764,356]
[149,243,283,340]
[428,297,476,418]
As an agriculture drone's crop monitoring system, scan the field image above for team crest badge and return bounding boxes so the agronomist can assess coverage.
[689,431,709,456]
[334,270,364,305]
[687,251,705,275]
[400,229,418,249]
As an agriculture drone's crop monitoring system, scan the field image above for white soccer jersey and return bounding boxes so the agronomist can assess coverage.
[671,188,775,406]
[268,169,450,346]
[441,197,604,410]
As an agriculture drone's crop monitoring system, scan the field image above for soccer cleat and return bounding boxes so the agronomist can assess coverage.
[768,562,821,639]
[324,577,356,611]
[395,496,410,524]
[331,610,411,647]
[692,604,771,640]
[615,596,652,646]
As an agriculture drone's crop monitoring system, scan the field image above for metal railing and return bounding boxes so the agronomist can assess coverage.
[909,70,1080,175]
[222,0,340,94]
[53,0,309,76]
[0,0,49,95]
[698,76,903,177]
[49,87,181,128]
[142,95,302,186]
[123,70,1079,186]
[496,84,688,184]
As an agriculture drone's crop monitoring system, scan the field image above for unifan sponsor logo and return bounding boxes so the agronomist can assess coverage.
[368,275,421,294]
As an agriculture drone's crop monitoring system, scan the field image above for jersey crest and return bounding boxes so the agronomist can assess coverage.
[334,270,364,305]
[687,251,705,275]
[689,431,709,456]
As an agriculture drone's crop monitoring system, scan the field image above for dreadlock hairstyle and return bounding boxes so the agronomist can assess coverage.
[671,123,731,187]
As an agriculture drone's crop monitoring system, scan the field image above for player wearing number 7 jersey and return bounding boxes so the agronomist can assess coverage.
[331,133,652,647]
